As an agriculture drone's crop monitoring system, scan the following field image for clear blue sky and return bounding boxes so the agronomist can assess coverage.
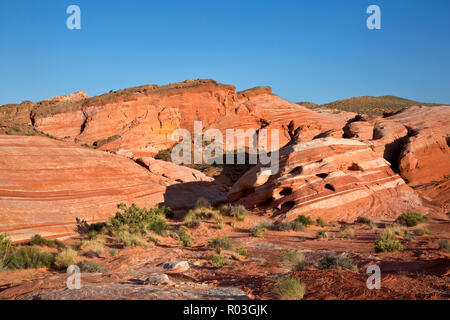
[1,0,449,105]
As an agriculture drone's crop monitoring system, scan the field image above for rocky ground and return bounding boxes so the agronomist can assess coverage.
[0,212,448,300]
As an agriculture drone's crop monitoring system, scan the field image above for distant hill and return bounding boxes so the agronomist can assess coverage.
[298,96,446,115]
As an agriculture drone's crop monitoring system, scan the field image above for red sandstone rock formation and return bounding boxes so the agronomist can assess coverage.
[228,137,423,222]
[0,80,354,157]
[0,136,166,241]
[44,90,89,102]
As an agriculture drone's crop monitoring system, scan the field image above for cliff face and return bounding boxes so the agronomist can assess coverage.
[0,79,354,157]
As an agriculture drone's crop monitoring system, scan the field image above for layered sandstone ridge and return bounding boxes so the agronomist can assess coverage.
[0,136,167,241]
[0,79,354,157]
[228,137,422,222]
[343,106,450,186]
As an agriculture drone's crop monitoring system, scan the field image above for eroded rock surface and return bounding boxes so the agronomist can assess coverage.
[0,79,355,156]
[18,283,249,300]
[229,137,422,222]
[0,136,166,241]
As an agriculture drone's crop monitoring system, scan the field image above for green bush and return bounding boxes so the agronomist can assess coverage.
[236,247,248,256]
[109,203,169,235]
[378,225,406,241]
[315,217,325,227]
[79,261,106,273]
[319,254,357,271]
[27,234,65,249]
[0,234,13,270]
[208,252,232,268]
[413,227,431,236]
[295,215,313,227]
[55,248,78,269]
[109,249,117,256]
[316,229,329,239]
[177,227,194,247]
[7,246,55,270]
[268,221,304,232]
[183,205,220,228]
[375,239,403,252]
[195,197,212,209]
[208,236,232,250]
[355,216,373,228]
[438,239,449,253]
[273,277,306,300]
[396,212,428,227]
[220,204,247,221]
[114,230,151,248]
[251,227,267,238]
[340,226,355,239]
[280,249,305,271]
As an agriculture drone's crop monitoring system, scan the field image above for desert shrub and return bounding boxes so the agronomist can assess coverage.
[79,260,106,273]
[251,227,267,238]
[7,246,55,270]
[109,203,169,235]
[251,257,267,264]
[27,234,65,249]
[183,205,220,228]
[280,249,305,271]
[268,221,304,232]
[340,226,355,239]
[75,218,107,235]
[87,230,98,240]
[207,252,232,268]
[413,227,431,236]
[87,244,104,256]
[379,225,407,241]
[396,212,428,227]
[318,254,357,271]
[208,236,232,251]
[195,197,212,209]
[355,216,374,228]
[109,249,117,256]
[114,230,151,248]
[273,276,306,300]
[295,215,313,227]
[158,206,174,219]
[55,248,78,269]
[315,217,325,227]
[316,229,329,239]
[177,227,194,247]
[375,239,403,252]
[236,247,248,256]
[438,240,449,253]
[0,234,13,270]
[214,215,224,229]
[220,204,247,221]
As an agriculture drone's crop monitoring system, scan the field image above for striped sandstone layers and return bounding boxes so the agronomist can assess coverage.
[0,135,167,241]
[228,137,422,222]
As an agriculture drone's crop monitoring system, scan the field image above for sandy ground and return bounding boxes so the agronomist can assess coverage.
[0,211,448,300]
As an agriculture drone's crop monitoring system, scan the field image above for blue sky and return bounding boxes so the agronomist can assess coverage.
[1,0,449,105]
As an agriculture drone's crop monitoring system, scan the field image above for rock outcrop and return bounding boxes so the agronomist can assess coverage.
[0,80,355,157]
[0,136,166,241]
[228,137,422,222]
